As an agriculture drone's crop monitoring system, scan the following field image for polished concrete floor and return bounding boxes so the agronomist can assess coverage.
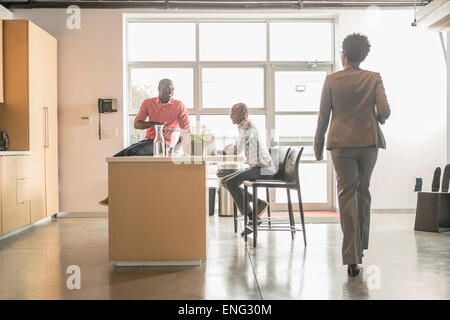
[0,213,449,299]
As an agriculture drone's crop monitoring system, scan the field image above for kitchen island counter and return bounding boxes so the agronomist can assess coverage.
[106,155,245,163]
[107,154,244,266]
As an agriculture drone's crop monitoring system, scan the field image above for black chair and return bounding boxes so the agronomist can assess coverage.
[232,147,291,233]
[415,164,450,232]
[243,147,306,248]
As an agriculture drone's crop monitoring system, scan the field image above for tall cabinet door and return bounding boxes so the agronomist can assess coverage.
[0,157,2,234]
[44,31,59,217]
[28,22,47,223]
[1,20,4,104]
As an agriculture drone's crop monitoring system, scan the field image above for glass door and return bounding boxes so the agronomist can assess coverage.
[269,66,335,211]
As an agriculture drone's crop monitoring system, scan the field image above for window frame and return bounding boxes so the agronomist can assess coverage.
[125,17,335,211]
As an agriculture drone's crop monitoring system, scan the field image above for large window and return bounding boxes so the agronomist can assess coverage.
[199,22,266,61]
[202,68,265,109]
[125,18,334,210]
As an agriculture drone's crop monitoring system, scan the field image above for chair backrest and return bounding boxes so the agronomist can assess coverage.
[269,147,291,180]
[283,147,304,185]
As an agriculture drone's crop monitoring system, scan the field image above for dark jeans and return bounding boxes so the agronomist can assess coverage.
[114,139,154,157]
[221,166,275,219]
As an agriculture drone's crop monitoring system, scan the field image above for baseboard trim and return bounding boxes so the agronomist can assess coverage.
[56,211,108,218]
[0,217,52,241]
[371,209,415,214]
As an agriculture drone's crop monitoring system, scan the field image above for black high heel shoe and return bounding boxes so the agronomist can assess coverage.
[347,264,360,277]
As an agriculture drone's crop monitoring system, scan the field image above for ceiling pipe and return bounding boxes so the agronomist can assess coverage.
[1,0,431,9]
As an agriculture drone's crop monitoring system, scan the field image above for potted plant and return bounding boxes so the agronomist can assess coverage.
[183,124,215,156]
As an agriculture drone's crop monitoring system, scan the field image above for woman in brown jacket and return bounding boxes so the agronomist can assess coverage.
[314,33,391,277]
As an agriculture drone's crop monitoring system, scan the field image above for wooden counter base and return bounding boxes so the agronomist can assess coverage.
[108,161,207,262]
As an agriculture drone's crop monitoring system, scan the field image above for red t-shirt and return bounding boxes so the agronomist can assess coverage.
[134,97,190,144]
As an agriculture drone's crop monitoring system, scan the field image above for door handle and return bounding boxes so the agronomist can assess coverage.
[46,107,50,148]
[42,107,46,148]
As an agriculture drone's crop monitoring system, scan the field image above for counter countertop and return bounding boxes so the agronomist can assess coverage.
[0,151,31,156]
[106,155,245,163]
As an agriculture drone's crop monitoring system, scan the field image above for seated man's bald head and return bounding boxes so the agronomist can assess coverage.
[232,103,248,114]
[230,103,249,125]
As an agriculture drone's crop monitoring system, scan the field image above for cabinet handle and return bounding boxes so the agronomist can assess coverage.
[46,107,50,148]
[43,107,49,148]
[42,107,46,148]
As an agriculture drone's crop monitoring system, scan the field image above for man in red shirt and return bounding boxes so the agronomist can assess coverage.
[114,78,190,156]
[99,78,190,205]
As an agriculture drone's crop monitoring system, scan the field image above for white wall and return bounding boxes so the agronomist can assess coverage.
[337,11,447,209]
[11,8,447,212]
[0,5,13,19]
[448,31,450,164]
[13,9,124,212]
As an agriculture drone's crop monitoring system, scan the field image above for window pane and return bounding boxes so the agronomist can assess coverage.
[199,23,266,61]
[188,115,197,131]
[202,68,264,109]
[270,22,333,61]
[276,162,327,203]
[130,68,194,114]
[275,71,327,112]
[199,115,237,150]
[199,115,266,150]
[275,115,318,143]
[128,22,195,61]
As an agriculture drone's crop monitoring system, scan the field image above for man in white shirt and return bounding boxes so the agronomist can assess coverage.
[220,103,276,236]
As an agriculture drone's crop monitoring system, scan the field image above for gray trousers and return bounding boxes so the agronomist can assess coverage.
[330,146,378,265]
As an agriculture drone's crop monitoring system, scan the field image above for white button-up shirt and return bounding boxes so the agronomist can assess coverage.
[224,119,274,169]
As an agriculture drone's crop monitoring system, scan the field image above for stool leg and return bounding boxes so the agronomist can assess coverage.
[244,185,248,242]
[287,189,295,240]
[296,187,307,246]
[218,189,222,216]
[233,198,237,233]
[253,186,258,248]
[266,187,271,229]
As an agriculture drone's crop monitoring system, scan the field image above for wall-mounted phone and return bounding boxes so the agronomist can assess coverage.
[98,98,118,140]
[98,98,118,113]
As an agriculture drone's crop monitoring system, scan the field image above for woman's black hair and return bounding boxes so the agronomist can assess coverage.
[342,33,371,63]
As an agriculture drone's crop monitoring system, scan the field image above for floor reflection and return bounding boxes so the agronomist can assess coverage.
[0,214,449,299]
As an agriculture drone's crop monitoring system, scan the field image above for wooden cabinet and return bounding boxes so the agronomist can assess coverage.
[0,159,2,234]
[0,20,59,228]
[0,20,3,103]
[28,21,59,222]
[0,21,29,150]
[42,28,59,218]
[1,156,31,235]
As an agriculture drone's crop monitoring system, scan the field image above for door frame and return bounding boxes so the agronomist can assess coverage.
[268,65,335,211]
